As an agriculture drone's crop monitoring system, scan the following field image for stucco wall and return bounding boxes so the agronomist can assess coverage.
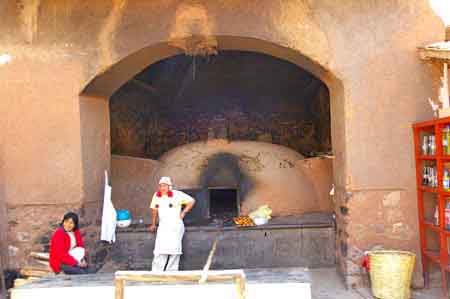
[111,155,160,220]
[0,0,445,286]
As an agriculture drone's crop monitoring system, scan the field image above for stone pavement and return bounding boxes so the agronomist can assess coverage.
[310,268,443,299]
[9,267,445,299]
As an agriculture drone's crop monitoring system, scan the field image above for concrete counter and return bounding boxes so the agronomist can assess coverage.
[102,214,336,271]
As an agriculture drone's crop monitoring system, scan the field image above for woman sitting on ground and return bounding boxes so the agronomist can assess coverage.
[49,212,93,274]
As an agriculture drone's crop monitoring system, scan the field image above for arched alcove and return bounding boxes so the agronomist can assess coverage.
[78,35,345,271]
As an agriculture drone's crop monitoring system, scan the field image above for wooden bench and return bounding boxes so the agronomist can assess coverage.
[114,270,247,299]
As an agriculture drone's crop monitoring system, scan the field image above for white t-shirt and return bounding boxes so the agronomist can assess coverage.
[150,190,195,224]
[67,231,76,250]
[150,189,195,255]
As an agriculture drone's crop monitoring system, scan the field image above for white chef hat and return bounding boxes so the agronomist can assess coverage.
[159,176,173,186]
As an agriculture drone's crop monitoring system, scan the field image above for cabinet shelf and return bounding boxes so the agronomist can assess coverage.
[419,186,438,193]
[424,221,441,233]
[414,117,450,295]
[423,250,441,265]
[418,155,437,160]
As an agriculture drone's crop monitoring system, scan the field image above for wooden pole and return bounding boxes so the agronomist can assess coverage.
[235,276,246,299]
[115,278,124,299]
[199,239,218,284]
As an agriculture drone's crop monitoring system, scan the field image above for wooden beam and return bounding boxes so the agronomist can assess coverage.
[115,279,125,299]
[116,270,245,283]
[115,270,247,299]
[418,47,450,61]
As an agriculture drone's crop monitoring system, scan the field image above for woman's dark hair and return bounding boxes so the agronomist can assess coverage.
[61,212,79,231]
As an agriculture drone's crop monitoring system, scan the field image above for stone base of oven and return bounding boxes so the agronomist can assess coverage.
[100,215,336,271]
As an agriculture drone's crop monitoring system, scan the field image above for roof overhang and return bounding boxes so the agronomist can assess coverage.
[419,41,450,61]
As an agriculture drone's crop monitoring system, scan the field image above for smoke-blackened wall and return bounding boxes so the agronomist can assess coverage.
[110,51,331,159]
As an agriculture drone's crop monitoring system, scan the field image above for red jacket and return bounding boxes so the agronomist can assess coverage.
[49,227,85,273]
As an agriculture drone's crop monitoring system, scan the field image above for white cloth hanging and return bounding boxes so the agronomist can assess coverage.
[101,171,117,243]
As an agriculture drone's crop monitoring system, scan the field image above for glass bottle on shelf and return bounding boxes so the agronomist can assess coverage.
[444,169,450,190]
[422,166,429,186]
[435,205,440,226]
[431,166,437,188]
[433,166,438,188]
[430,135,436,155]
[422,135,429,155]
[446,201,450,230]
[444,126,449,155]
[447,126,450,155]
[435,166,439,187]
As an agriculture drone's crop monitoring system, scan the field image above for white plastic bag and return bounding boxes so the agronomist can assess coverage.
[248,205,272,224]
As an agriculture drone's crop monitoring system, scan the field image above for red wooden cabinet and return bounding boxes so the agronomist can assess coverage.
[413,116,450,296]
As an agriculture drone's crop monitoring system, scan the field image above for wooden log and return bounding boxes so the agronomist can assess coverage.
[21,266,51,272]
[20,267,51,278]
[29,252,49,261]
[31,259,50,267]
[115,279,125,299]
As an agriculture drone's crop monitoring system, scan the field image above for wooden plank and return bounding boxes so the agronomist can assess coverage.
[115,279,124,299]
[29,252,50,261]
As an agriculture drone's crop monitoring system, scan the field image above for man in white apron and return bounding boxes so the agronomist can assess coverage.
[150,177,196,271]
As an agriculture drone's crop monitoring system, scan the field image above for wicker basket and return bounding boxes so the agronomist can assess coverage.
[368,250,416,299]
